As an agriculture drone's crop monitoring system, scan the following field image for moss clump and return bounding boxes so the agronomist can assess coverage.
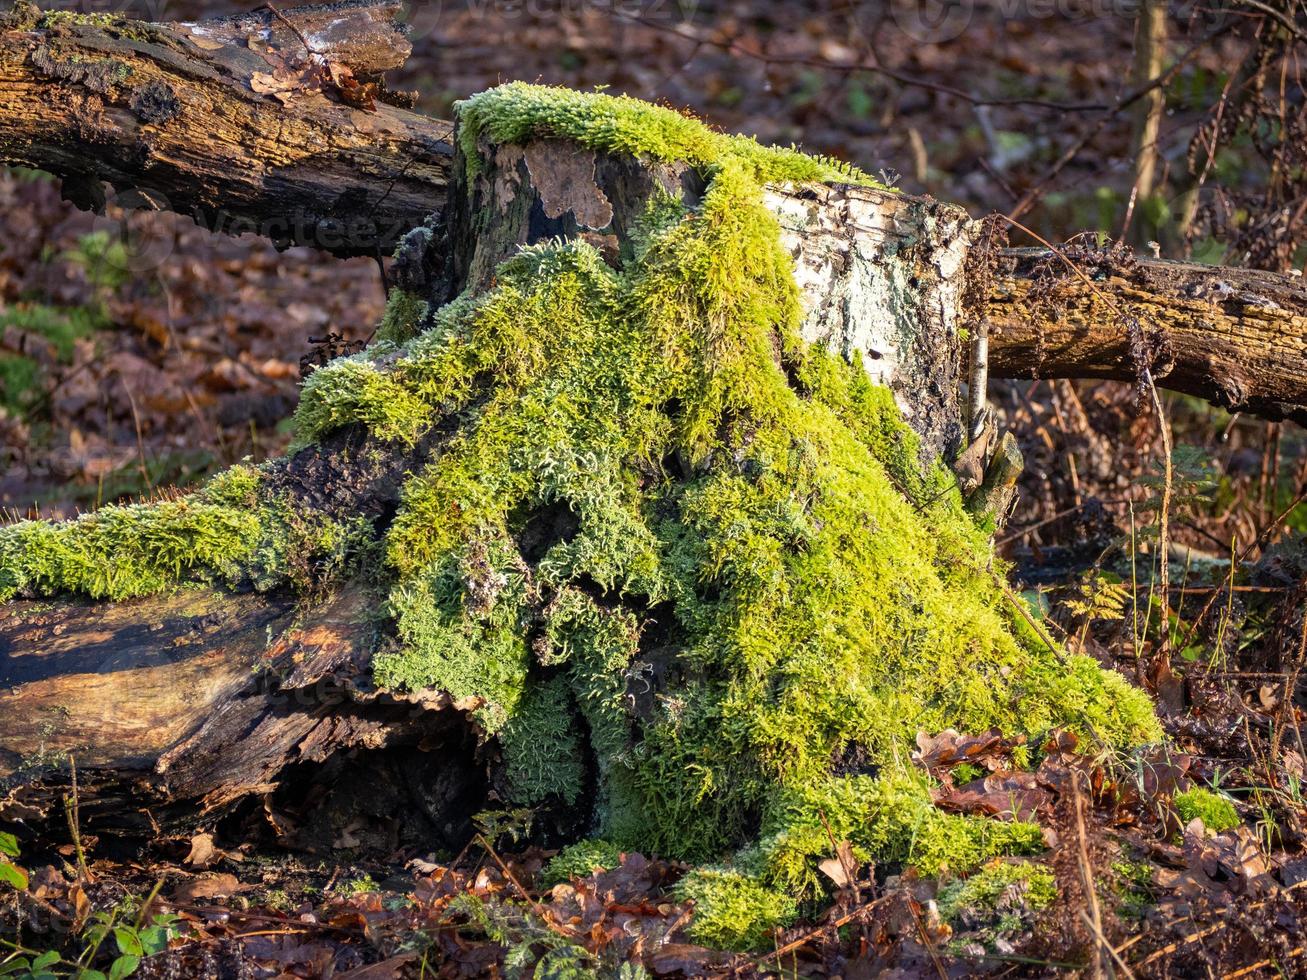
[0,83,1164,949]
[498,676,586,806]
[938,860,1057,923]
[1111,858,1156,919]
[0,465,368,601]
[375,288,431,345]
[0,302,104,415]
[759,772,1047,896]
[674,868,797,952]
[938,860,1055,951]
[294,83,1161,903]
[1175,787,1240,833]
[540,839,624,887]
[454,82,883,187]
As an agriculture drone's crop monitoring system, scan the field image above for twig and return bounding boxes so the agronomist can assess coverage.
[1079,910,1138,979]
[474,834,575,940]
[261,2,317,60]
[1145,373,1173,662]
[63,755,90,884]
[1071,773,1107,979]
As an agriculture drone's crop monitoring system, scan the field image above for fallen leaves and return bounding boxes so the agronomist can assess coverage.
[245,32,378,112]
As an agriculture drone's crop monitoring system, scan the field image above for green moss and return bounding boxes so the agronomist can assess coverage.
[674,868,797,952]
[0,84,1164,948]
[37,10,122,29]
[375,288,431,345]
[454,82,884,187]
[294,83,1161,908]
[758,772,1046,895]
[937,860,1055,952]
[540,839,624,887]
[0,464,369,601]
[1175,787,1240,833]
[1111,858,1156,919]
[938,860,1056,923]
[35,9,157,43]
[498,676,586,806]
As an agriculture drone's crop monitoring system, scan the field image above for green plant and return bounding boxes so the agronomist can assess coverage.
[1174,786,1240,833]
[673,868,797,951]
[540,840,624,887]
[0,898,180,980]
[0,831,28,891]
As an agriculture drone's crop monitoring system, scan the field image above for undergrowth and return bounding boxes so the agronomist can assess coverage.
[0,83,1163,952]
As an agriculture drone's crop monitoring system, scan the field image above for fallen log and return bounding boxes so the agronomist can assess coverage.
[0,0,452,256]
[988,247,1307,427]
[1,2,1304,423]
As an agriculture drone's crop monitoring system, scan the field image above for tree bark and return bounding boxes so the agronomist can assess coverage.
[0,0,452,257]
[1,2,1305,423]
[987,247,1307,427]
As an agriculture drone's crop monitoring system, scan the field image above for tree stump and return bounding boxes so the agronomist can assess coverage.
[2,86,1158,915]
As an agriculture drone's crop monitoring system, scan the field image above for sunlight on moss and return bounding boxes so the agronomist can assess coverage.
[347,85,1160,905]
[1175,787,1240,832]
[454,81,885,188]
[937,859,1056,951]
[938,859,1056,922]
[673,868,797,951]
[0,464,369,601]
[0,83,1165,952]
[540,839,624,887]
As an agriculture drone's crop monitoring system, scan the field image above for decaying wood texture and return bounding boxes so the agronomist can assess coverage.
[0,107,977,834]
[0,0,452,256]
[987,248,1307,427]
[0,582,484,849]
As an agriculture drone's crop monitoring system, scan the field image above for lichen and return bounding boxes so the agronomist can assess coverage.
[540,839,624,887]
[0,83,1165,950]
[1175,787,1240,833]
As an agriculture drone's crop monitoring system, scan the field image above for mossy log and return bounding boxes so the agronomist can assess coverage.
[0,91,980,832]
[0,0,452,256]
[1,2,1305,422]
[1,85,1165,937]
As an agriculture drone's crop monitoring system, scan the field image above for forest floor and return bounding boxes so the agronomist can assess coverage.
[3,1,1307,977]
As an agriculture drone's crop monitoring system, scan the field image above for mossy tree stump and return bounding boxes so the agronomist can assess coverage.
[1,83,1160,947]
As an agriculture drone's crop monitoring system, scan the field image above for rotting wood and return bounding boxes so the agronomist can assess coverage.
[0,0,452,256]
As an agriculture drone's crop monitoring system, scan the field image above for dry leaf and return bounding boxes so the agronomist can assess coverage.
[818,839,859,887]
[187,30,226,51]
[184,832,217,869]
[171,872,244,902]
